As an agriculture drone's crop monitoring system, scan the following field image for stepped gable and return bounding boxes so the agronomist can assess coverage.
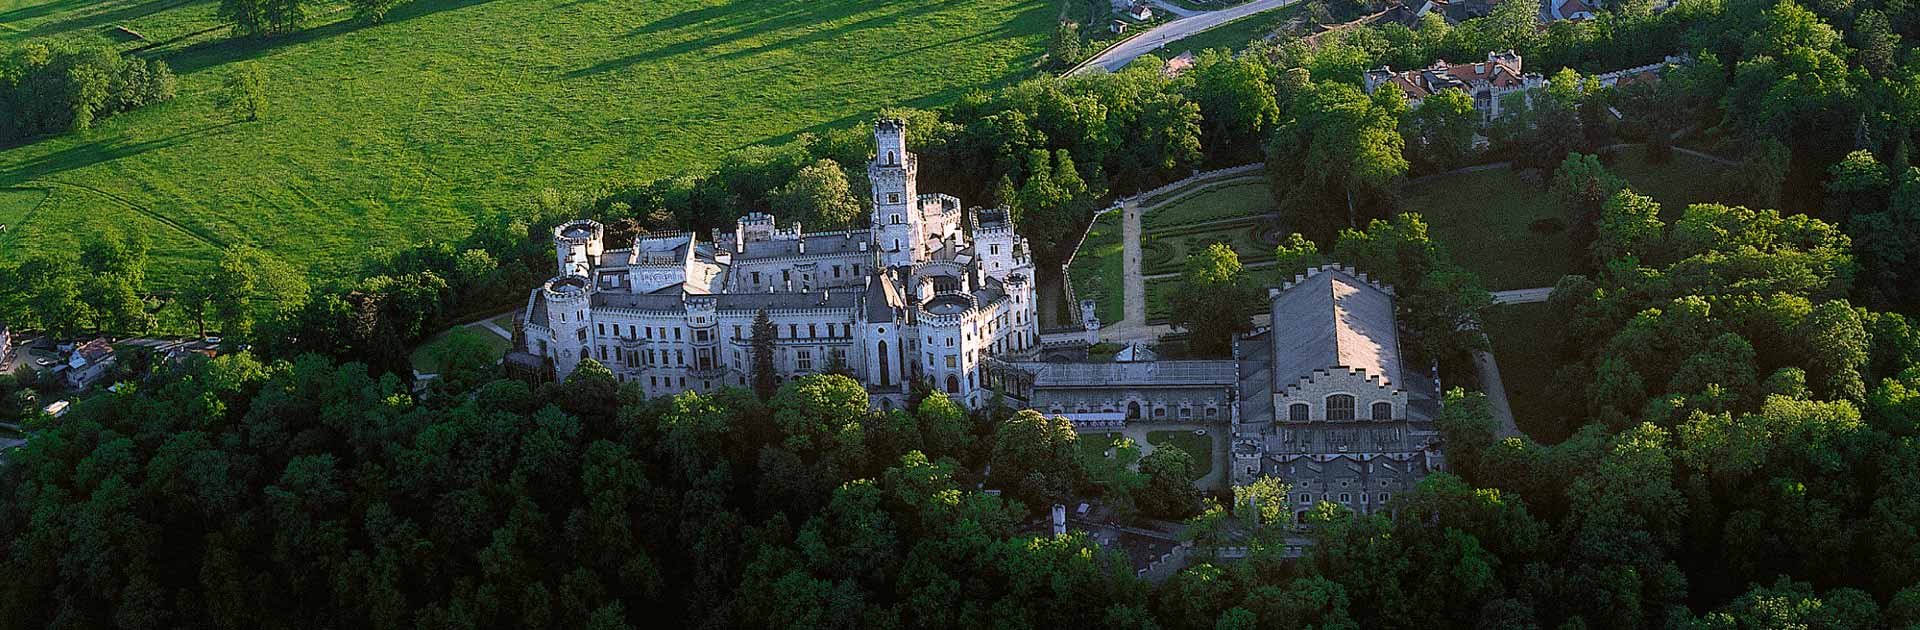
[1267,264,1404,391]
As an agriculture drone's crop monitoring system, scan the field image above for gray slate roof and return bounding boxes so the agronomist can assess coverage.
[1020,360,1238,389]
[736,231,872,260]
[1268,266,1404,390]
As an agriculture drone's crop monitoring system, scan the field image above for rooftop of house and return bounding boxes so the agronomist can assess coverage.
[1371,51,1529,100]
[71,339,112,364]
[1268,265,1404,391]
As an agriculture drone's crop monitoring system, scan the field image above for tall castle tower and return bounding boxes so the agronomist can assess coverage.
[869,118,922,268]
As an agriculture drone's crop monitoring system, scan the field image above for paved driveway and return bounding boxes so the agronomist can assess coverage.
[1073,0,1297,74]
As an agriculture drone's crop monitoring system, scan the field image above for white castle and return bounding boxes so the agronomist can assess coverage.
[517,118,1040,409]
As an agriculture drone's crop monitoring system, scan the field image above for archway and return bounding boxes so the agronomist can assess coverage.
[1127,401,1141,419]
[945,374,959,394]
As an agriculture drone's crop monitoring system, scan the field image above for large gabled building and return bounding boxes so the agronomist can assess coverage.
[1363,50,1546,121]
[1232,264,1445,520]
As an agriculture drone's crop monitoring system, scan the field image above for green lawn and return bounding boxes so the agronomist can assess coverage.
[1403,147,1733,291]
[1067,210,1125,325]
[0,0,1055,287]
[1146,429,1213,479]
[0,188,47,249]
[1142,179,1275,230]
[1078,431,1124,465]
[409,326,511,374]
[487,312,516,332]
[1481,302,1578,443]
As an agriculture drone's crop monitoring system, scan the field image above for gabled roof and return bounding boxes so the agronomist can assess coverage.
[1268,265,1403,390]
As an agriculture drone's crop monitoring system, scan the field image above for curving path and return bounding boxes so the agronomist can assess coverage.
[1071,0,1297,74]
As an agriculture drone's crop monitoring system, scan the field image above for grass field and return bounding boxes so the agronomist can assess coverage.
[1402,146,1732,291]
[1079,431,1125,464]
[1481,302,1577,443]
[408,326,511,374]
[1067,210,1125,324]
[0,188,48,248]
[0,0,1056,287]
[1146,429,1213,479]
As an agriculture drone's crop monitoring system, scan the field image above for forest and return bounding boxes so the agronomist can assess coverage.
[2,0,1920,626]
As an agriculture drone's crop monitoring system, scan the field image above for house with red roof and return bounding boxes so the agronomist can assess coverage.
[1362,50,1546,121]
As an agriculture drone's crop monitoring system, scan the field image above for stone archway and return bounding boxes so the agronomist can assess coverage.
[1127,401,1141,419]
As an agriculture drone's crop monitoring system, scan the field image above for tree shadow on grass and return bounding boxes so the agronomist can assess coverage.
[0,121,241,186]
[159,0,498,75]
[11,0,210,40]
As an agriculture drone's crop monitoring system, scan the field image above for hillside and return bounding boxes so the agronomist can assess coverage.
[0,0,1054,285]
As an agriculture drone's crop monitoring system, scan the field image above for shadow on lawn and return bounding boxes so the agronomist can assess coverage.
[0,121,240,186]
[160,0,499,74]
[4,0,210,41]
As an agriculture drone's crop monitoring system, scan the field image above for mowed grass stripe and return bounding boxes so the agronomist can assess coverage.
[0,0,1055,286]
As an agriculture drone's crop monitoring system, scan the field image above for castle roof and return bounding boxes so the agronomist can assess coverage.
[1371,52,1528,100]
[1268,265,1404,390]
[865,271,905,323]
[1020,360,1239,389]
[736,231,872,261]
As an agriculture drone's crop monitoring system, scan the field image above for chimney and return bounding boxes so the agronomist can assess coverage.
[1051,504,1067,537]
[798,238,806,255]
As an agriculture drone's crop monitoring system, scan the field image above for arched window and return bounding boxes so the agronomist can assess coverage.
[887,150,896,165]
[945,374,959,394]
[1371,401,1393,420]
[1326,394,1355,421]
[880,399,893,412]
[1288,403,1309,422]
[877,341,891,387]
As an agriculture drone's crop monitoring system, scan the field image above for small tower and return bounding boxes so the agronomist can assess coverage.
[553,220,605,278]
[541,275,594,378]
[869,118,922,268]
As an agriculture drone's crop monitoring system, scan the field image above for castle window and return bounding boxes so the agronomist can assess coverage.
[789,324,798,338]
[1340,493,1351,503]
[734,325,742,338]
[674,328,682,341]
[782,269,790,283]
[854,263,862,275]
[1380,493,1391,503]
[945,374,959,394]
[797,350,812,372]
[1327,395,1355,421]
[1289,403,1309,422]
[1299,493,1311,503]
[990,244,999,255]
[752,271,761,285]
[889,193,901,205]
[890,214,902,225]
[1371,402,1393,420]
[833,265,841,278]
[945,356,957,369]
[597,324,604,335]
[831,347,847,367]
[808,324,816,338]
[628,325,636,338]
[886,150,896,165]
[559,312,566,323]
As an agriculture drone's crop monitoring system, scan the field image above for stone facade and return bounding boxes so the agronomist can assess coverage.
[517,119,1040,409]
[1363,50,1546,122]
[1230,265,1444,518]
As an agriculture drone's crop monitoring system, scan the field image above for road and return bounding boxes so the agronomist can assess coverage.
[1490,287,1554,304]
[1073,0,1296,75]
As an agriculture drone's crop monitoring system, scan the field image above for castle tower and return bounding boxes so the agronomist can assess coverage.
[553,220,605,278]
[869,118,922,268]
[541,275,594,378]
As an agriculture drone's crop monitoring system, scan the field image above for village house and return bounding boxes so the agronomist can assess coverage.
[65,338,116,390]
[1127,1,1154,21]
[1363,50,1546,121]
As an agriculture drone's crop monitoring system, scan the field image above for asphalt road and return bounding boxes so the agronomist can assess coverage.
[1073,0,1297,74]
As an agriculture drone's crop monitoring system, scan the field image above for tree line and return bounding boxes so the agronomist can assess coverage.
[0,41,176,144]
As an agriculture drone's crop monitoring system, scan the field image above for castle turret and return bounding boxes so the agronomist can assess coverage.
[553,220,605,277]
[869,118,922,268]
[541,275,594,378]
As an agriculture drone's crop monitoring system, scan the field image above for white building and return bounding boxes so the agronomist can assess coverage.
[65,338,115,390]
[518,119,1041,410]
[1363,50,1547,122]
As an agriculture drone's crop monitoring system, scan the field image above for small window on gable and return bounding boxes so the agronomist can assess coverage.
[1288,403,1309,422]
[1371,401,1393,420]
[888,193,901,205]
[1327,395,1356,421]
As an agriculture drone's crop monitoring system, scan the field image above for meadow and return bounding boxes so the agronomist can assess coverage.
[0,0,1057,286]
[1402,146,1732,291]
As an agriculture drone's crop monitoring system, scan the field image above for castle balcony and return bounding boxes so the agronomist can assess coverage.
[617,336,647,349]
[688,365,728,379]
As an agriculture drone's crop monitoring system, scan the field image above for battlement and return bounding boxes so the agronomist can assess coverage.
[1273,263,1396,297]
